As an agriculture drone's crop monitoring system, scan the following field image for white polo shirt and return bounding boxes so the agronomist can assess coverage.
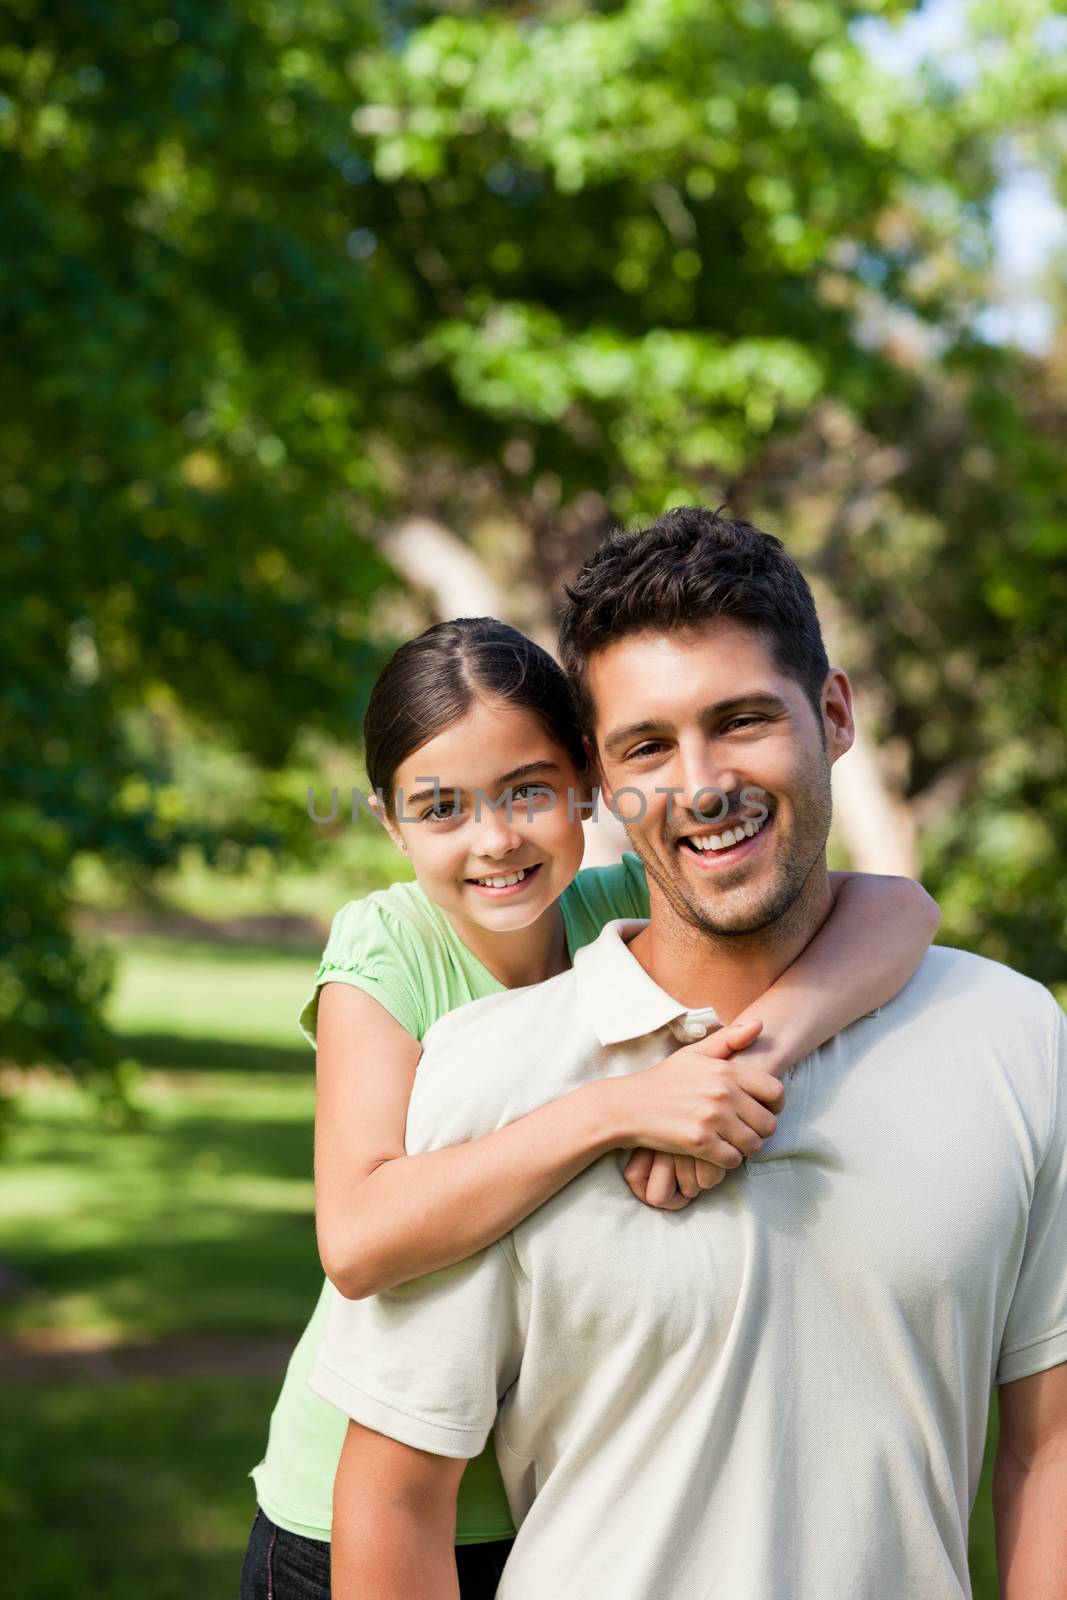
[311,921,1067,1600]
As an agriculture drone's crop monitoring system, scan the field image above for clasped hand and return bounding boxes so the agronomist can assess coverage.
[621,1018,786,1210]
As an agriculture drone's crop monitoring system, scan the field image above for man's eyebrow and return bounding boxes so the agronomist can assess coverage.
[603,694,787,755]
[403,761,562,809]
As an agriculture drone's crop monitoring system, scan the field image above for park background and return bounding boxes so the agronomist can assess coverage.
[2,0,1065,1593]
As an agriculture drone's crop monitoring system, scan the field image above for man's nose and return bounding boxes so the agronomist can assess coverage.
[674,742,741,821]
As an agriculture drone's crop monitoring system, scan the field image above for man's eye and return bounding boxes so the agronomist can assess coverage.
[628,742,665,760]
[723,716,762,733]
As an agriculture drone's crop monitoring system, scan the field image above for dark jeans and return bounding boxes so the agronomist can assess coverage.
[239,1506,514,1599]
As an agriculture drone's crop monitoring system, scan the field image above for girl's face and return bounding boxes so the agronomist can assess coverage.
[372,696,589,934]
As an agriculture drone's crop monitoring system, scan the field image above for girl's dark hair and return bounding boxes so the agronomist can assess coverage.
[363,617,588,818]
[557,505,830,739]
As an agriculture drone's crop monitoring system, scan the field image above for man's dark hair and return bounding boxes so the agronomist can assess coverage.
[557,505,830,741]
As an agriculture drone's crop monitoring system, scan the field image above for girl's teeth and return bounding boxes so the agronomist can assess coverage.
[475,868,529,888]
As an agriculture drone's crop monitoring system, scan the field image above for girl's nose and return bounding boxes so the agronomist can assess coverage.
[470,799,524,855]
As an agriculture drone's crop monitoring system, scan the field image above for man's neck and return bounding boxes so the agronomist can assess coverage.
[626,868,835,1022]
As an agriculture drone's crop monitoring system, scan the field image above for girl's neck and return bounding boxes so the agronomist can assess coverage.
[444,899,570,991]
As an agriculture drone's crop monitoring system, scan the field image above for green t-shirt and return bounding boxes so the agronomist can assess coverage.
[251,854,651,1544]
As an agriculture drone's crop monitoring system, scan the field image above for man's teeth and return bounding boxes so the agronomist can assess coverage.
[687,816,767,853]
[473,867,531,888]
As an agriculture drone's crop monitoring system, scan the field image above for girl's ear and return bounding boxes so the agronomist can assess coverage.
[367,791,408,853]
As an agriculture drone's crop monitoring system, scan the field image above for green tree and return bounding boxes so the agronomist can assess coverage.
[1,1,399,1102]
[2,0,1064,1105]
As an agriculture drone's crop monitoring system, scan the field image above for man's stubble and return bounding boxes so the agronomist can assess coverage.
[625,736,835,955]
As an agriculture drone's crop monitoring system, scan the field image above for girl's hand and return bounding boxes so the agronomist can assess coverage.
[623,1147,724,1210]
[615,1017,785,1209]
[622,1147,720,1209]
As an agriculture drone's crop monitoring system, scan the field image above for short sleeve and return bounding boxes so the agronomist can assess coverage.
[309,1240,527,1459]
[610,851,651,918]
[562,851,650,955]
[297,897,426,1048]
[997,998,1067,1385]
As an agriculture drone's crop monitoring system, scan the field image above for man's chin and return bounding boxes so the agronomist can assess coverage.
[671,863,798,939]
[689,901,790,939]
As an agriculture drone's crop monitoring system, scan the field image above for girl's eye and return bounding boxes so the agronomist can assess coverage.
[422,800,460,823]
[512,782,553,805]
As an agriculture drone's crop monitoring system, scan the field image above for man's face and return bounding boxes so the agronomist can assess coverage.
[588,621,854,939]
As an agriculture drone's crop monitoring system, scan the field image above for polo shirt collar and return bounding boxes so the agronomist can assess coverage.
[573,918,723,1047]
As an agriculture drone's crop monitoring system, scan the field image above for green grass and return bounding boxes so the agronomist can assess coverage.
[0,1378,276,1599]
[1,935,323,1340]
[0,932,330,1596]
[107,935,321,1048]
[0,1070,321,1339]
[0,930,1005,1598]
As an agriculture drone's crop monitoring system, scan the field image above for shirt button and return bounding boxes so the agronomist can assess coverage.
[674,1019,708,1042]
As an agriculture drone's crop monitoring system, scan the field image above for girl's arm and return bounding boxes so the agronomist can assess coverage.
[315,981,618,1299]
[315,987,777,1299]
[635,872,941,1205]
[732,871,941,1066]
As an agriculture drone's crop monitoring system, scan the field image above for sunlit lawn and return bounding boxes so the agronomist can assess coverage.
[0,933,1002,1597]
[0,938,323,1341]
[0,934,326,1598]
[0,1378,278,1600]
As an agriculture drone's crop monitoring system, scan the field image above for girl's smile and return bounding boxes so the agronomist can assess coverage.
[370,694,591,990]
[466,861,545,897]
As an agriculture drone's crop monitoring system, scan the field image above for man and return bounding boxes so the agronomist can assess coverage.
[312,507,1067,1598]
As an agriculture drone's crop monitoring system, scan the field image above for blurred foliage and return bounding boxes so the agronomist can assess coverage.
[0,0,402,1100]
[1,0,1065,1098]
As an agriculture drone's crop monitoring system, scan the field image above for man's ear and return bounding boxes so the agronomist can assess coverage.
[581,734,605,791]
[366,791,408,853]
[822,668,855,765]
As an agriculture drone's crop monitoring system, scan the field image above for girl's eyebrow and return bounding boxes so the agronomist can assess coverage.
[405,761,562,810]
[494,760,562,787]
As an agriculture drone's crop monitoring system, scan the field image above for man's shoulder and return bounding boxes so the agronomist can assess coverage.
[421,963,583,1054]
[407,965,595,1151]
[912,943,1052,1001]
[885,943,1061,1046]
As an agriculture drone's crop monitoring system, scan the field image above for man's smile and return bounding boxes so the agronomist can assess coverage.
[676,811,773,871]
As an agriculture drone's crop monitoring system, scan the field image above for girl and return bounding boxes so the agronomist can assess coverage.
[240,617,940,1600]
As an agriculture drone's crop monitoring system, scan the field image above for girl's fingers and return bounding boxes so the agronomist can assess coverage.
[623,1147,655,1186]
[689,1017,764,1060]
[713,1116,765,1159]
[723,1016,763,1046]
[673,1155,700,1199]
[624,1169,649,1203]
[694,1157,725,1190]
[646,1150,681,1208]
